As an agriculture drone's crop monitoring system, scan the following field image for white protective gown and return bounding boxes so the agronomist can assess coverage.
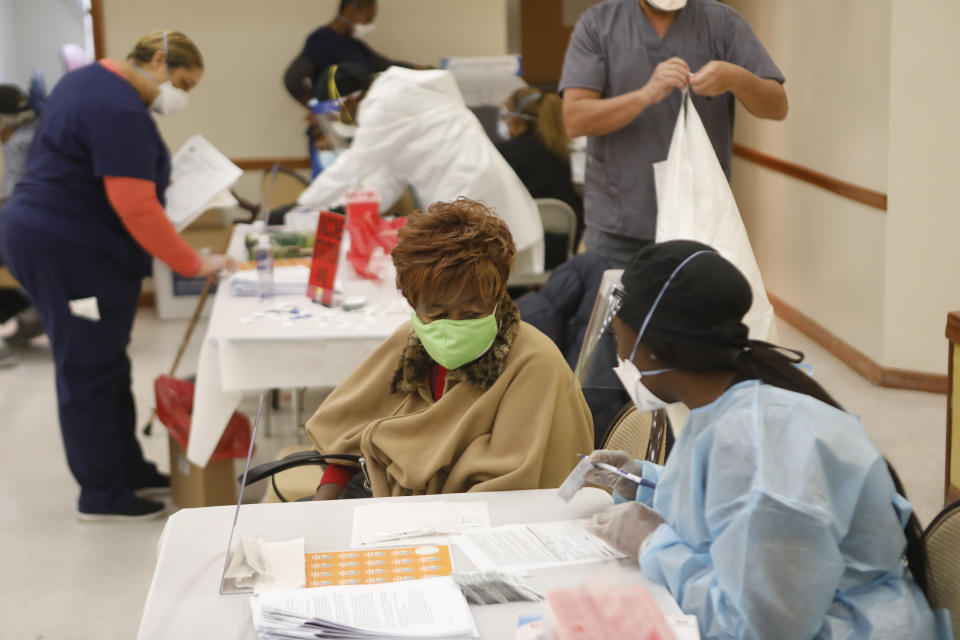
[298,67,545,275]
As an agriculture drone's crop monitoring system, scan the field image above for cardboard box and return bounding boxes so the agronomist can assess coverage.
[168,435,238,508]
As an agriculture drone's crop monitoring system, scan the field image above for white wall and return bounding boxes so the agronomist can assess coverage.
[10,0,87,90]
[100,0,510,161]
[726,0,893,363]
[0,0,21,84]
[883,1,960,373]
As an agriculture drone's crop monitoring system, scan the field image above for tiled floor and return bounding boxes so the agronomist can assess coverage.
[0,309,948,639]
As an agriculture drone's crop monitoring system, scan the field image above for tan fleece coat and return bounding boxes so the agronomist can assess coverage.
[306,299,593,497]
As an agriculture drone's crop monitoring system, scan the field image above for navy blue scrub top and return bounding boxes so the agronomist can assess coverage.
[5,62,170,278]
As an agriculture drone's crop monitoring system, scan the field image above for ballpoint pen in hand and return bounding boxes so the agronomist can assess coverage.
[578,454,657,490]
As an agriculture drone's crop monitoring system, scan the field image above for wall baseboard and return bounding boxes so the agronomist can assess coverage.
[768,293,948,394]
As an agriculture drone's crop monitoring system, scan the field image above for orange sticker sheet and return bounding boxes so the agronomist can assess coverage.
[305,545,454,588]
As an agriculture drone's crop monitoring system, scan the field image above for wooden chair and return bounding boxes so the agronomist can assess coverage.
[0,267,20,289]
[924,499,960,638]
[600,404,669,465]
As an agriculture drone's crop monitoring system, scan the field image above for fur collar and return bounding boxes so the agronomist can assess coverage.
[390,296,521,394]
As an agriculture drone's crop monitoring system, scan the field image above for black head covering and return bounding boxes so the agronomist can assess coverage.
[617,240,752,348]
[0,85,30,114]
[313,63,374,101]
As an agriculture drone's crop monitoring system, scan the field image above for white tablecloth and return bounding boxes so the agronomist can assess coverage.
[137,488,686,640]
[186,224,410,466]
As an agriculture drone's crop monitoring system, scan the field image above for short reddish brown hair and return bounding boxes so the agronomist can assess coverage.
[392,198,516,306]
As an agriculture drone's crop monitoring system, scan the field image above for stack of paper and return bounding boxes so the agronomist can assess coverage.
[250,576,478,639]
[228,265,311,297]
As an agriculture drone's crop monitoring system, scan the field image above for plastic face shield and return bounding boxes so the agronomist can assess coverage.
[309,98,354,150]
[573,270,627,392]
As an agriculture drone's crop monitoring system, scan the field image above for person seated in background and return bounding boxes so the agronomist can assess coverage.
[583,240,951,640]
[0,84,45,366]
[283,0,416,105]
[496,87,583,268]
[298,64,545,276]
[309,198,593,500]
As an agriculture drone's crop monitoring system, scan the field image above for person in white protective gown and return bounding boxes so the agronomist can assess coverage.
[297,64,545,276]
[580,240,953,640]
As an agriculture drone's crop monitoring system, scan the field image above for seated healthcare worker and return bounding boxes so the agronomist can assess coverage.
[297,64,546,277]
[496,87,583,268]
[0,30,235,521]
[581,240,952,639]
[308,198,593,500]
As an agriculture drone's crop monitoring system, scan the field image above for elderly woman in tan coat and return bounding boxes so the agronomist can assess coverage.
[309,197,593,499]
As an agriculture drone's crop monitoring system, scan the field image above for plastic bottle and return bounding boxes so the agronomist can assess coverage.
[255,234,274,299]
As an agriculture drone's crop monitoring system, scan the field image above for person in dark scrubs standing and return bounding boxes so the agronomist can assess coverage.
[560,0,787,268]
[283,0,415,105]
[0,30,235,521]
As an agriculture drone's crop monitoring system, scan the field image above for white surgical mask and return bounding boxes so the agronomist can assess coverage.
[352,22,376,41]
[151,80,189,116]
[646,0,687,11]
[614,249,714,409]
[613,358,674,412]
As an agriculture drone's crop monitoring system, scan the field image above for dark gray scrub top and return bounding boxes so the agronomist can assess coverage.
[559,0,784,241]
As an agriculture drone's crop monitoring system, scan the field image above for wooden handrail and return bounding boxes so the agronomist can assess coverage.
[733,144,887,211]
[233,157,311,171]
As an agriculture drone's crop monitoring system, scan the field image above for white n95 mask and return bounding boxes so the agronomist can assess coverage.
[352,22,375,41]
[613,357,673,412]
[151,81,189,116]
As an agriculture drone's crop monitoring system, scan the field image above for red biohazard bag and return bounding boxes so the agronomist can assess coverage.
[345,191,407,280]
[154,375,253,460]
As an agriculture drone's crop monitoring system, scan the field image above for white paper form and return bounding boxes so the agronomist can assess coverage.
[164,134,243,231]
[457,521,625,572]
[250,576,478,639]
[351,501,491,547]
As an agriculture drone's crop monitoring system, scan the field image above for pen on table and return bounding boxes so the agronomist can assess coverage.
[578,454,657,490]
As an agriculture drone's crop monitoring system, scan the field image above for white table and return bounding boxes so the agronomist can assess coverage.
[186,224,411,467]
[137,488,686,640]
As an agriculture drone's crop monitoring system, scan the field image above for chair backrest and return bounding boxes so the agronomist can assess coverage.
[262,167,310,212]
[601,405,668,465]
[924,499,960,638]
[535,198,578,262]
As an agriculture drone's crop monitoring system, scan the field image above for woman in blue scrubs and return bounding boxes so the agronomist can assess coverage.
[0,31,233,520]
[584,240,951,639]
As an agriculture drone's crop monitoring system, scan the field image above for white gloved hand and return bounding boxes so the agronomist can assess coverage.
[584,449,644,499]
[584,501,665,560]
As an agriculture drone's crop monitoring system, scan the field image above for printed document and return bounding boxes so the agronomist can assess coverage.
[250,576,477,639]
[457,520,625,571]
[164,134,242,230]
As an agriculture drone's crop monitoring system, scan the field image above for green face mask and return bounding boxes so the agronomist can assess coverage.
[410,306,499,370]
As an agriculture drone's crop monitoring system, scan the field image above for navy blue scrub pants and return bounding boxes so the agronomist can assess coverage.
[0,214,159,513]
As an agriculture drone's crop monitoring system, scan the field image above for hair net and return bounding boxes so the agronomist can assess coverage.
[617,240,752,348]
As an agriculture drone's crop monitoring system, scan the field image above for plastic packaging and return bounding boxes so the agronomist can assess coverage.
[154,375,253,460]
[344,190,408,281]
[255,234,275,299]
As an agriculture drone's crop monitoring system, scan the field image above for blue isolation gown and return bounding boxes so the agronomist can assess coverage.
[624,380,952,640]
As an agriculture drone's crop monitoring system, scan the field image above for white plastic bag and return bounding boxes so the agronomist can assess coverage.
[653,90,777,341]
